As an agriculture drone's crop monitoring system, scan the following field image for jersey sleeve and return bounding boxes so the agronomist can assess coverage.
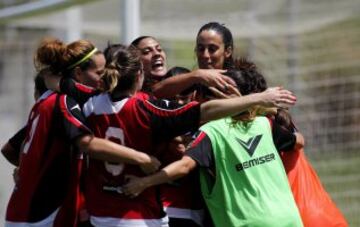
[269,117,297,152]
[8,126,27,154]
[186,131,214,168]
[59,77,99,106]
[143,98,201,142]
[58,95,92,141]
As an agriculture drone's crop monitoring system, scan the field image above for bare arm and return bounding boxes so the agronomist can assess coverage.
[123,156,197,197]
[76,135,160,174]
[152,69,233,98]
[200,87,296,123]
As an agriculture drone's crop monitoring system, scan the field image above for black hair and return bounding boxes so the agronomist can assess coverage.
[227,58,267,95]
[224,59,268,123]
[197,67,267,99]
[103,42,127,66]
[196,22,234,69]
[164,66,190,79]
[223,69,267,95]
[130,36,156,48]
[275,109,295,132]
[197,59,267,99]
[165,66,196,96]
[229,58,295,127]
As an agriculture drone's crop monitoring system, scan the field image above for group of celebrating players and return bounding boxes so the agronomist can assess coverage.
[2,22,320,227]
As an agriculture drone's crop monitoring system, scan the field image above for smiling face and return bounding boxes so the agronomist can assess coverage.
[136,37,167,79]
[196,30,232,70]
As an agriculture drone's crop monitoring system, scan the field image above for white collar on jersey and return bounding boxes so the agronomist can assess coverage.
[83,93,129,117]
[37,90,54,103]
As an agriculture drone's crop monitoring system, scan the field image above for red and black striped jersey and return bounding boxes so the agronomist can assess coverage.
[82,92,201,225]
[5,90,90,227]
[59,77,99,106]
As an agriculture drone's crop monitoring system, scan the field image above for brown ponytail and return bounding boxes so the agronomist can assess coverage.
[101,45,142,94]
[102,63,119,93]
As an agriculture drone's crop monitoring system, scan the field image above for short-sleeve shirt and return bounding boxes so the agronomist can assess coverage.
[82,92,201,224]
[187,117,296,172]
[6,90,90,226]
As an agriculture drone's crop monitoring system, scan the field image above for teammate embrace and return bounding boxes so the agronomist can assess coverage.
[2,22,342,227]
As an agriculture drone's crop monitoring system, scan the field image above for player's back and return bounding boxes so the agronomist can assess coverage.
[83,92,166,224]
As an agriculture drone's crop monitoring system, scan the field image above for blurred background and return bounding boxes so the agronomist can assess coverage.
[0,0,359,225]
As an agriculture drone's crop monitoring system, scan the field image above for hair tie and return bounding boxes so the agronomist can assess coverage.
[67,47,98,70]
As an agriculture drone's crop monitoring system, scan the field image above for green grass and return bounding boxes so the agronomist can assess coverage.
[308,151,360,226]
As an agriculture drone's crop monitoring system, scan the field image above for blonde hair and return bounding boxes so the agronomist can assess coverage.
[101,63,119,93]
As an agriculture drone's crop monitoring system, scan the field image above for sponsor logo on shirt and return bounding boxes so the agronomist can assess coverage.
[235,134,276,172]
[236,135,262,157]
[235,153,275,172]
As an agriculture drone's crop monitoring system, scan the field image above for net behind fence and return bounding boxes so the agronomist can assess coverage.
[0,0,359,225]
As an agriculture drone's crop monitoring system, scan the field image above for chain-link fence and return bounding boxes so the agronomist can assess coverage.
[0,0,359,225]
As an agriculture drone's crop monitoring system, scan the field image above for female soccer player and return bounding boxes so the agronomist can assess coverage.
[4,38,160,227]
[79,44,296,227]
[122,62,304,227]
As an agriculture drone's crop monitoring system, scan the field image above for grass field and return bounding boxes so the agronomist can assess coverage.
[309,151,360,226]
